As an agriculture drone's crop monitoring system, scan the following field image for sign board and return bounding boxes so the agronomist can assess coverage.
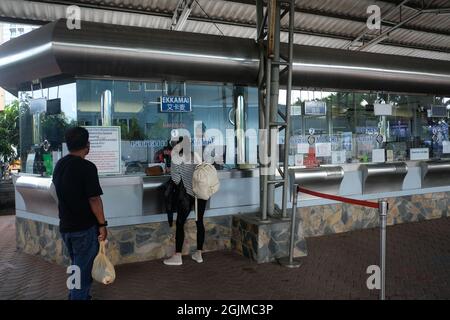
[315,143,332,157]
[291,105,302,116]
[376,134,384,144]
[288,155,295,166]
[297,143,309,154]
[26,153,35,174]
[160,96,192,112]
[386,150,394,162]
[428,105,447,118]
[342,132,353,151]
[84,126,122,175]
[410,148,429,161]
[294,154,304,166]
[372,149,385,163]
[304,101,326,115]
[443,141,450,154]
[331,151,346,164]
[374,103,393,116]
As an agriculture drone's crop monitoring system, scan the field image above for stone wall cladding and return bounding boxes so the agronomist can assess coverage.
[16,215,232,266]
[299,192,450,238]
[15,191,450,265]
[231,213,307,263]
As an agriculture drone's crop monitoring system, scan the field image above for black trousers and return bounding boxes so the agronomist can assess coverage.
[175,195,207,253]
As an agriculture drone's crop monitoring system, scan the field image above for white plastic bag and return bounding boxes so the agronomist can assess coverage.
[92,240,116,285]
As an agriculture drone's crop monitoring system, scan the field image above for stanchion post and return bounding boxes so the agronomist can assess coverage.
[279,184,301,268]
[379,200,388,300]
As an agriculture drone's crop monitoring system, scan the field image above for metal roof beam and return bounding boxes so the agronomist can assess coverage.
[221,0,450,37]
[18,0,450,37]
[345,0,411,50]
[170,0,195,31]
[357,9,424,51]
[4,0,449,54]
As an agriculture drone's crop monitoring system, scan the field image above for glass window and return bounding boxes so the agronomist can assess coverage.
[19,83,77,173]
[75,79,259,173]
[287,90,450,166]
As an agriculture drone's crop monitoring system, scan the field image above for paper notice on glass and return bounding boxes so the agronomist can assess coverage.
[386,149,394,162]
[291,105,302,116]
[315,143,332,157]
[84,126,122,175]
[26,153,35,174]
[297,143,309,154]
[294,154,304,166]
[331,151,346,164]
[374,103,393,116]
[372,149,385,163]
[410,148,429,160]
[443,141,450,154]
[288,155,295,166]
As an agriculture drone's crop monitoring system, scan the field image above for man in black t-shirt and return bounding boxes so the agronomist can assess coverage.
[53,126,108,300]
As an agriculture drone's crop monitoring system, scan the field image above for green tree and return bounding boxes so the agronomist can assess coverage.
[0,100,20,162]
[121,117,145,140]
[41,112,74,149]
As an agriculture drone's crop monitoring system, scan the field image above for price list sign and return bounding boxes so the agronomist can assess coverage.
[85,126,122,175]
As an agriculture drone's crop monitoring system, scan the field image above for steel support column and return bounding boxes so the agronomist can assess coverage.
[257,0,295,221]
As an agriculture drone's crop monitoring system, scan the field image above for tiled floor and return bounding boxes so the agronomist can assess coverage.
[1,214,449,300]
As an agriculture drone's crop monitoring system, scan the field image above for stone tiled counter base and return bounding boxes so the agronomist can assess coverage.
[15,216,231,266]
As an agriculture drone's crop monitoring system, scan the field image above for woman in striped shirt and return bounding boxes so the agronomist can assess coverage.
[164,137,208,266]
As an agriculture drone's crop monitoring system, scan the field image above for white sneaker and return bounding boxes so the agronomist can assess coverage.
[191,250,203,263]
[163,254,182,266]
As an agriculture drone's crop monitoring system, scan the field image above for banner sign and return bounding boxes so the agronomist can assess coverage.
[160,96,192,112]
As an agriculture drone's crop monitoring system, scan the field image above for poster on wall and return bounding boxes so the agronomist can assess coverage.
[84,126,122,175]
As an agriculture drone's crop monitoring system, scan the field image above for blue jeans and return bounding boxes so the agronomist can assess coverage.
[61,225,99,300]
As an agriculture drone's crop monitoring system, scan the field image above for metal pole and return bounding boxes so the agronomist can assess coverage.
[379,200,388,300]
[256,0,267,222]
[256,0,264,40]
[267,0,280,217]
[279,184,301,268]
[261,56,272,222]
[282,0,295,219]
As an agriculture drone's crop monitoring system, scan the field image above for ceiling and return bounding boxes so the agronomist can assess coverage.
[0,0,449,60]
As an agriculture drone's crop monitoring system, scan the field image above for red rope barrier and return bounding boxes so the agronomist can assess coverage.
[297,187,379,209]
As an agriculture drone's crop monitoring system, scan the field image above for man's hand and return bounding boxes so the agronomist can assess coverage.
[98,226,108,242]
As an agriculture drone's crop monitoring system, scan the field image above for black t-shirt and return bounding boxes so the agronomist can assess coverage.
[52,155,103,233]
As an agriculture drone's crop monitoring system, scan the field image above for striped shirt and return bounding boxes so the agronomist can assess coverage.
[171,162,196,197]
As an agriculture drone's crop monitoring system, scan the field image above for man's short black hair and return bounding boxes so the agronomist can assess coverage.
[65,127,89,151]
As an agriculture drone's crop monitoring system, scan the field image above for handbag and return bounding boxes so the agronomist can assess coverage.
[164,179,178,227]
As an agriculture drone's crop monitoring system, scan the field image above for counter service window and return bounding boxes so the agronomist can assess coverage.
[286,90,450,166]
[76,79,259,175]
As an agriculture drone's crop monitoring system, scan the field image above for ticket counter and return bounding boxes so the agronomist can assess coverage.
[0,19,449,265]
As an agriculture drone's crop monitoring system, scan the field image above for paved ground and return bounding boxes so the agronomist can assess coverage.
[1,214,450,300]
